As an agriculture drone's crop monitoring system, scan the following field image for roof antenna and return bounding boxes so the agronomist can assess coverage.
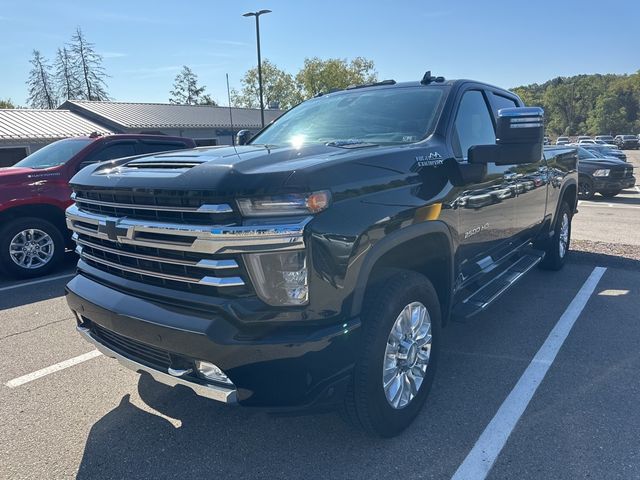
[226,73,236,146]
[421,70,445,85]
[226,73,243,162]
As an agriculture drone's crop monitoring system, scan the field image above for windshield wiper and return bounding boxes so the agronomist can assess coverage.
[325,140,379,148]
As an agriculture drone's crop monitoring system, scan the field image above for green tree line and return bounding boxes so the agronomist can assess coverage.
[512,72,640,137]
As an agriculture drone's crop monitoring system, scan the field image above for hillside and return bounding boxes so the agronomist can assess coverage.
[512,72,640,137]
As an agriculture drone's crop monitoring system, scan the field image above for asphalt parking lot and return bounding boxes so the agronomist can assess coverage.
[1,153,639,480]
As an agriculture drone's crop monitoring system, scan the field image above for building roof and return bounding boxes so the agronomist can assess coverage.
[0,109,113,141]
[60,100,283,130]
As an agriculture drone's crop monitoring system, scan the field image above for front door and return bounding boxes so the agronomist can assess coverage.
[452,89,520,284]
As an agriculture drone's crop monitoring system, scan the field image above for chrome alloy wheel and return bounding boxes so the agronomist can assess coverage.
[559,213,569,259]
[383,301,432,409]
[9,228,55,269]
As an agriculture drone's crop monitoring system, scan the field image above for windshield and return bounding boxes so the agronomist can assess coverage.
[623,135,637,140]
[14,138,92,169]
[577,146,598,159]
[251,86,445,148]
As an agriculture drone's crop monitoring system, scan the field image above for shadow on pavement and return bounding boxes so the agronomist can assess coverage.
[0,254,76,311]
[569,249,640,271]
[76,373,380,480]
[588,189,640,205]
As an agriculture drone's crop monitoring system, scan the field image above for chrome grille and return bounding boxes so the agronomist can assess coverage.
[66,187,311,299]
[610,166,634,179]
[72,188,237,224]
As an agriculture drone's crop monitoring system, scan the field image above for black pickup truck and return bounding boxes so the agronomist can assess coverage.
[64,74,578,437]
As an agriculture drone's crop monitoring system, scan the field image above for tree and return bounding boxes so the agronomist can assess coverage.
[26,50,57,109]
[55,46,81,101]
[70,27,109,101]
[295,57,377,98]
[169,66,208,105]
[0,99,15,109]
[199,94,218,106]
[231,59,301,110]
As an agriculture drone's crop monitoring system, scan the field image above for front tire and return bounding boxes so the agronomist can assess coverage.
[0,217,65,279]
[342,270,441,437]
[540,201,572,271]
[578,177,595,200]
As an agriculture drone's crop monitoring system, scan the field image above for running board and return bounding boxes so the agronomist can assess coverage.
[452,251,544,320]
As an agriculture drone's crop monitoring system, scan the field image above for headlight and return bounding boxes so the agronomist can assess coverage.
[237,191,330,217]
[244,250,308,306]
[593,169,610,177]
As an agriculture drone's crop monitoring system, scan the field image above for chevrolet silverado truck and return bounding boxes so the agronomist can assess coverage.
[0,134,195,278]
[64,74,578,437]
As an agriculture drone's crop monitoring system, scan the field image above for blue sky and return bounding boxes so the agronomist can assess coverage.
[1,0,638,106]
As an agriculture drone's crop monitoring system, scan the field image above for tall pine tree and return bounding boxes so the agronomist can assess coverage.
[26,50,57,109]
[55,46,81,101]
[70,28,109,101]
[169,66,207,105]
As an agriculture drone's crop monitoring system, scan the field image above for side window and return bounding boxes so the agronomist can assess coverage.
[137,142,188,155]
[453,90,496,159]
[491,93,518,113]
[87,143,137,163]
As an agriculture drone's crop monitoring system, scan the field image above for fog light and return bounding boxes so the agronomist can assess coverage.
[195,360,233,385]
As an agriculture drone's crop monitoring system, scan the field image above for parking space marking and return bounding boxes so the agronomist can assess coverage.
[0,272,75,293]
[577,202,640,210]
[4,350,102,388]
[635,186,640,194]
[451,266,606,480]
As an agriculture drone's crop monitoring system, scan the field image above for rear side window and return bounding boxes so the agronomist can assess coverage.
[137,142,189,155]
[491,92,518,113]
[453,90,496,159]
[88,143,137,162]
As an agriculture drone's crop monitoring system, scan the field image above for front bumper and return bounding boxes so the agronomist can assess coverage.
[66,274,360,410]
[593,175,636,191]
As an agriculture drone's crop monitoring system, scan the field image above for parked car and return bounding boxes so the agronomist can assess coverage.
[556,136,570,145]
[614,135,639,149]
[580,144,627,162]
[595,135,615,144]
[65,75,578,437]
[575,146,635,199]
[576,135,593,142]
[0,134,196,278]
[543,136,550,145]
[577,139,597,144]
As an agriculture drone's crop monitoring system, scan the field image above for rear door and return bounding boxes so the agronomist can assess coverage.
[452,88,519,283]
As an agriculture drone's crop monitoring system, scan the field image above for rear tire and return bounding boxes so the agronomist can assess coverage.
[599,190,621,198]
[342,270,441,437]
[540,201,572,271]
[0,217,65,279]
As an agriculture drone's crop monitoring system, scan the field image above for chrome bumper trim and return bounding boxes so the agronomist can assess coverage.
[66,203,310,254]
[77,325,238,404]
[76,246,245,287]
[72,233,239,270]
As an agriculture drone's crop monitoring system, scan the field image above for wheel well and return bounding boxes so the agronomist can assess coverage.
[366,234,452,324]
[0,205,68,240]
[562,183,578,213]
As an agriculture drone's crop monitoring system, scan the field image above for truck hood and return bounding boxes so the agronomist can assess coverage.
[580,157,629,168]
[70,143,409,195]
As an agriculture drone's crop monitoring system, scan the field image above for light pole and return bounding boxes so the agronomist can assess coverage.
[243,9,271,128]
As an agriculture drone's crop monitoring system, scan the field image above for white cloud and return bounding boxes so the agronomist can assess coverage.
[101,51,128,58]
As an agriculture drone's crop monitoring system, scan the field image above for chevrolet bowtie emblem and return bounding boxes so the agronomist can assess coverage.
[98,220,128,241]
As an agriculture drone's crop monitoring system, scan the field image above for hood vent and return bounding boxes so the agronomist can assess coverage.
[125,158,206,170]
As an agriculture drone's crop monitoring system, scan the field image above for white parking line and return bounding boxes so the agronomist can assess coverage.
[635,186,640,194]
[578,202,640,210]
[4,350,102,388]
[0,272,75,293]
[451,266,606,480]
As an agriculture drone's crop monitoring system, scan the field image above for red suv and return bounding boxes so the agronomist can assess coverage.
[0,134,196,278]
